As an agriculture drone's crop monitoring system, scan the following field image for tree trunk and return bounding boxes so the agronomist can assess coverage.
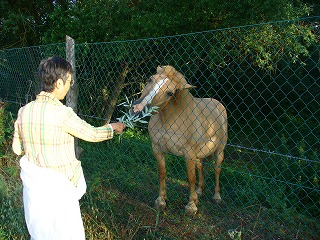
[103,63,129,123]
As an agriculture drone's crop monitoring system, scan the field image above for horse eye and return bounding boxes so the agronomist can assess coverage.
[167,91,174,97]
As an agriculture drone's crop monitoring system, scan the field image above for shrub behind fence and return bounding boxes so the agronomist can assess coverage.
[0,17,319,239]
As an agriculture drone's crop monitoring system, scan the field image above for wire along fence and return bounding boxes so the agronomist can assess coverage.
[1,17,319,239]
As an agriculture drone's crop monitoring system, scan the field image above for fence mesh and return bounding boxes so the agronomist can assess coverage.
[1,17,319,239]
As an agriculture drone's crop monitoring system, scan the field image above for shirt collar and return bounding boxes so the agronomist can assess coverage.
[36,91,63,106]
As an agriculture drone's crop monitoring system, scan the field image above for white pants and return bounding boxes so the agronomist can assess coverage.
[20,156,87,240]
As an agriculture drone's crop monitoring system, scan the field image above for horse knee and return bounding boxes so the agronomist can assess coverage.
[196,187,203,197]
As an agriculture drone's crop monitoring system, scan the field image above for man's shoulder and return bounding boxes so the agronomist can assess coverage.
[19,100,35,112]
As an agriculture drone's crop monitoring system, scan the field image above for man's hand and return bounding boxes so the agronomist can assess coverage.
[110,122,126,134]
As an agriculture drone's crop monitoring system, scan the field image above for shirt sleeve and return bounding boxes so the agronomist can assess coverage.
[63,107,114,142]
[12,109,23,155]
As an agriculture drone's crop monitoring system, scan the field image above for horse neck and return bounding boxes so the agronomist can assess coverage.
[160,89,193,115]
[175,89,193,106]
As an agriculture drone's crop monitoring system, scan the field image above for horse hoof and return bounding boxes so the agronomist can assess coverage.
[155,197,166,210]
[213,193,222,203]
[196,188,203,197]
[185,201,198,215]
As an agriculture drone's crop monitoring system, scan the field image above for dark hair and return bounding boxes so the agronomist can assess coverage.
[38,55,73,92]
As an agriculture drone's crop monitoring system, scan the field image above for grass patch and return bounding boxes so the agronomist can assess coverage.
[77,134,320,239]
[0,159,29,239]
[1,104,319,239]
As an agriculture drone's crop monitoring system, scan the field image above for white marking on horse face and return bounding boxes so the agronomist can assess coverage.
[140,78,169,108]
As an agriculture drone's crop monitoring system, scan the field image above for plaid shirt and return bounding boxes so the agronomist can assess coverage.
[12,91,114,186]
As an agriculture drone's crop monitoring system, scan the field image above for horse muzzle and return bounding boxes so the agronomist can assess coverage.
[132,99,148,114]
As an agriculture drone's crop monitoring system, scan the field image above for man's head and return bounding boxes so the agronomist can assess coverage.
[38,55,74,93]
[38,56,74,100]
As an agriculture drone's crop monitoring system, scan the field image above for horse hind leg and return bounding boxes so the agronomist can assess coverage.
[214,150,224,203]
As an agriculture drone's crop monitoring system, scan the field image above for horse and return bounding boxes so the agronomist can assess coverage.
[133,66,228,214]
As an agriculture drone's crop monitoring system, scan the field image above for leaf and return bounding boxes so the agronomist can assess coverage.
[138,120,148,124]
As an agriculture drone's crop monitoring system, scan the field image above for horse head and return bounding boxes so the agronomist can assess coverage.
[133,66,195,113]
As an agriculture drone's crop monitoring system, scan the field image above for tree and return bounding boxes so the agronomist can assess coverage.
[0,0,53,48]
[1,0,318,49]
[38,0,315,43]
[1,0,318,122]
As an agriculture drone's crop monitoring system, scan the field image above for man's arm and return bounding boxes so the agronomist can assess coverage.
[63,107,125,142]
[12,111,23,155]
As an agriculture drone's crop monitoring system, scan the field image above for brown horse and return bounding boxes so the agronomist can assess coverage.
[133,66,228,214]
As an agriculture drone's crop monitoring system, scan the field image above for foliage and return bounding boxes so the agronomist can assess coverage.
[0,169,28,239]
[36,0,318,72]
[240,21,319,70]
[116,96,158,129]
[1,0,317,48]
[2,2,319,126]
[0,5,319,238]
[0,102,5,157]
[0,103,27,238]
[0,0,56,49]
[0,102,15,160]
[38,0,313,42]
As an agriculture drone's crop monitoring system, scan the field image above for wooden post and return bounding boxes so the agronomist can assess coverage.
[0,101,5,166]
[66,35,83,159]
[66,35,78,112]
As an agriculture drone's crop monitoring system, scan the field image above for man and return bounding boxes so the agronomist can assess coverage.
[12,55,126,239]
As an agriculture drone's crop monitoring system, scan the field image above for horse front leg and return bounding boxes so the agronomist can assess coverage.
[185,158,199,214]
[196,159,204,197]
[154,150,167,210]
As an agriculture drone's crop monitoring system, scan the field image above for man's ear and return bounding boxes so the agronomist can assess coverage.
[55,79,64,89]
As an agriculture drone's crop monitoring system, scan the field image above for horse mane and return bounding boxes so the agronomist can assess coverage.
[161,65,190,89]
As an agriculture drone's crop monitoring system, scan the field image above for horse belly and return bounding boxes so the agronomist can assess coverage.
[193,139,219,159]
[150,130,187,157]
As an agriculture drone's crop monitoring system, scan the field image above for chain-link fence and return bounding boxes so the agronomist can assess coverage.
[1,17,319,239]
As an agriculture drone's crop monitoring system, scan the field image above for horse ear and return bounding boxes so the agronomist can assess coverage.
[162,66,176,78]
[157,66,165,74]
[184,83,196,89]
[173,70,195,89]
